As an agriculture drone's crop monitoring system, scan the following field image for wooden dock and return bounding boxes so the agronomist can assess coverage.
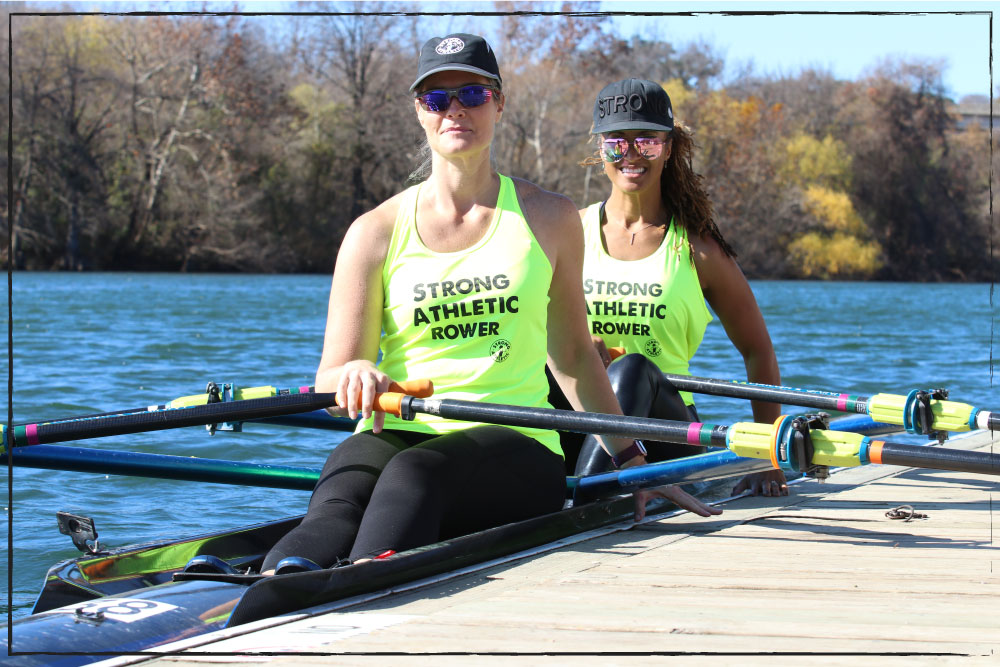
[116,431,999,664]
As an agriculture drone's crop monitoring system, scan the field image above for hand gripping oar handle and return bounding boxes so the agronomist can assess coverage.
[607,348,995,434]
[20,380,436,429]
[2,380,433,451]
[374,394,1000,478]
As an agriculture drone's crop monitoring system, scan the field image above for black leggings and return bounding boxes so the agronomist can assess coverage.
[261,426,565,570]
[573,353,705,476]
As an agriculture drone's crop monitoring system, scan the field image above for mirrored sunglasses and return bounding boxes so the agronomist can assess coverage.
[600,137,666,163]
[416,85,498,112]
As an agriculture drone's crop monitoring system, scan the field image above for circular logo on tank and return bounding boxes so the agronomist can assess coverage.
[436,37,465,54]
[644,339,662,357]
[490,338,511,363]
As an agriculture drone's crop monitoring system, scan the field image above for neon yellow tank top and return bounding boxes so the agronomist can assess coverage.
[581,202,713,406]
[358,174,561,456]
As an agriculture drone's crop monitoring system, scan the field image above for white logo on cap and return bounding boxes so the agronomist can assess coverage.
[436,37,465,54]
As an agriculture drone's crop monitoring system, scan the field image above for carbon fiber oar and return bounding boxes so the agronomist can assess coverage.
[10,444,758,497]
[18,380,429,428]
[1,380,432,451]
[7,416,870,494]
[374,393,1000,478]
[608,347,998,436]
[11,444,323,490]
[19,382,317,425]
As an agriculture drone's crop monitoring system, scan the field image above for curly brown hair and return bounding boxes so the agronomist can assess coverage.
[584,122,736,258]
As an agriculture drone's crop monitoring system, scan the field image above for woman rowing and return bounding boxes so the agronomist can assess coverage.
[573,78,787,496]
[259,37,719,575]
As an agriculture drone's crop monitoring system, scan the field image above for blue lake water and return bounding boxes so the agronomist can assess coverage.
[3,273,998,619]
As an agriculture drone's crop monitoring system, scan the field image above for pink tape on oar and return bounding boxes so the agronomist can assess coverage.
[299,386,311,394]
[25,423,40,446]
[837,394,850,412]
[686,422,704,445]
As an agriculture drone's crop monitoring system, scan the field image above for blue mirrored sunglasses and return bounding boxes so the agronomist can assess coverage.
[416,85,498,112]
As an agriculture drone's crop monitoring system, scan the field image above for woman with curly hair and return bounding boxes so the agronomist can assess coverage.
[572,78,786,497]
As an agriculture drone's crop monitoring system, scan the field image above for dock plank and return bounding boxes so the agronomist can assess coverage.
[138,431,999,663]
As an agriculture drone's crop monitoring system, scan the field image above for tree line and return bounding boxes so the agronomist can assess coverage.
[2,4,994,281]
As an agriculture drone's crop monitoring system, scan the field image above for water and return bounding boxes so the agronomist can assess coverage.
[4,274,998,619]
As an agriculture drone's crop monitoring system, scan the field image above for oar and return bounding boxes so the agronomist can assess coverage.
[8,416,870,493]
[374,392,1000,479]
[607,347,997,435]
[1,380,433,452]
[11,444,323,490]
[10,445,762,497]
[21,382,352,427]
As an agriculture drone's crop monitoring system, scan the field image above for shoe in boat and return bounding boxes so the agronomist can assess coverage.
[274,556,323,575]
[182,554,239,575]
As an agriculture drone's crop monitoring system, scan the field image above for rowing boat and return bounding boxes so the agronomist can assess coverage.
[5,443,763,665]
[4,377,998,664]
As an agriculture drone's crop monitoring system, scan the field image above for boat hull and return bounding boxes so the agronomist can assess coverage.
[4,494,643,663]
[5,579,243,666]
[4,432,873,662]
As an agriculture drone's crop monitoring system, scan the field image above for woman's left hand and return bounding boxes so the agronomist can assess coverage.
[633,485,723,522]
[731,469,788,496]
[591,335,612,368]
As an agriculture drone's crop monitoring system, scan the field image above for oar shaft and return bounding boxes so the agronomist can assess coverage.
[572,449,770,502]
[250,410,357,431]
[664,373,869,413]
[873,441,1000,476]
[611,350,993,435]
[12,444,755,501]
[4,380,433,449]
[5,393,339,448]
[986,413,1000,432]
[399,397,727,447]
[385,396,1000,479]
[11,444,322,490]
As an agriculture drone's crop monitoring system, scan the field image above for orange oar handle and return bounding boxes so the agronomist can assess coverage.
[373,380,433,417]
[387,379,434,398]
[374,393,406,416]
[609,347,626,361]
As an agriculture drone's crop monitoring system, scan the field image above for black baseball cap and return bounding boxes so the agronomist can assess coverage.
[410,33,502,92]
[591,78,674,134]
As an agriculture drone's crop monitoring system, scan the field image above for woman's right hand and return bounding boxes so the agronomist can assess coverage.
[633,484,723,522]
[333,360,393,432]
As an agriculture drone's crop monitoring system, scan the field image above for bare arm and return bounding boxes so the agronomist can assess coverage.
[693,234,787,496]
[692,235,781,423]
[316,199,399,431]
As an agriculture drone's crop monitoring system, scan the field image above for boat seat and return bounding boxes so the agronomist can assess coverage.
[273,556,323,575]
[182,554,240,575]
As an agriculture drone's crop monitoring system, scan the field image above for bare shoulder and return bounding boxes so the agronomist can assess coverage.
[689,229,728,265]
[510,176,579,231]
[340,189,408,260]
[690,229,749,296]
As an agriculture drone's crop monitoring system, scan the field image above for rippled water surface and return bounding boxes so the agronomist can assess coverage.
[4,274,998,618]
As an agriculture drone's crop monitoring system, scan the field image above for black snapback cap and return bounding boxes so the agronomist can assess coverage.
[592,78,674,134]
[410,33,502,92]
